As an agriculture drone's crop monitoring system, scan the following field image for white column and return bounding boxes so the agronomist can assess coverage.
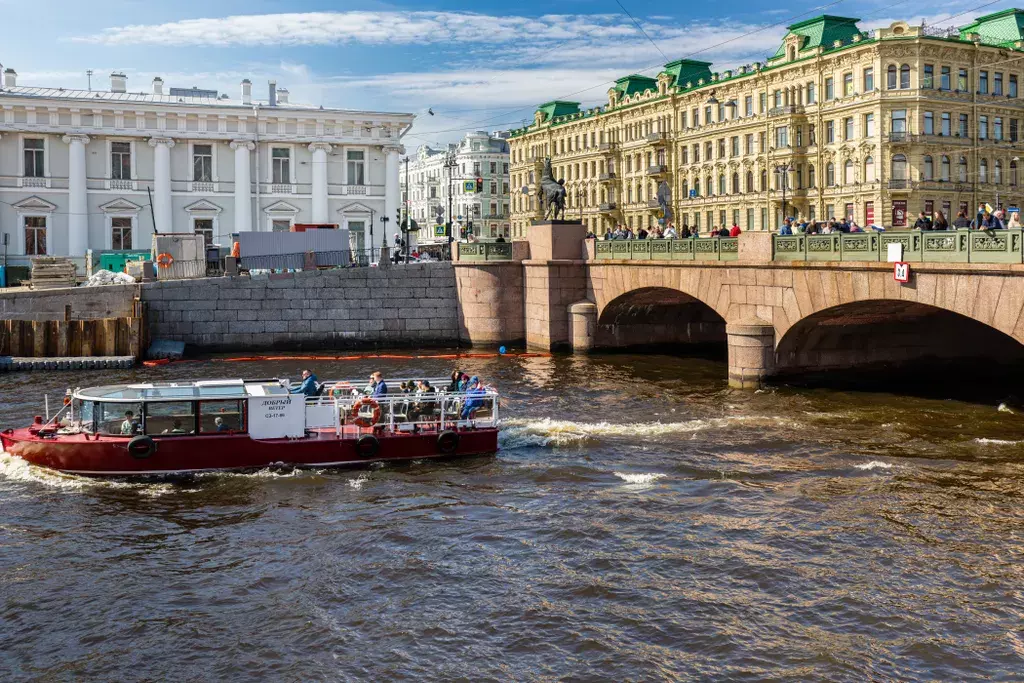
[148,137,175,233]
[383,145,403,249]
[62,134,90,256]
[230,140,255,232]
[309,142,332,224]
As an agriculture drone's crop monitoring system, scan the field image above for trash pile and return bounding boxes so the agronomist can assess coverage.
[84,269,136,287]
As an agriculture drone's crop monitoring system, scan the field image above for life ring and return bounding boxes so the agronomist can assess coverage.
[350,397,382,428]
[127,435,156,459]
[155,253,174,269]
[355,434,380,458]
[437,430,460,455]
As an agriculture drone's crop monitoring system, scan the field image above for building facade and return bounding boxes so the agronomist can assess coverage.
[0,68,413,268]
[510,11,1024,236]
[401,131,510,245]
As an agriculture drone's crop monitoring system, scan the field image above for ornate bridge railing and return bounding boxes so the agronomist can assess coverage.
[594,237,739,262]
[772,229,1024,264]
[457,242,514,262]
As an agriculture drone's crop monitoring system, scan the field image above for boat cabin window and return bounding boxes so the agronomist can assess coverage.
[145,402,196,435]
[97,402,143,435]
[198,399,245,433]
[75,400,95,432]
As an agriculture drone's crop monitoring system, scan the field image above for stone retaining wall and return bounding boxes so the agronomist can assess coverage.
[142,263,459,351]
[0,284,140,321]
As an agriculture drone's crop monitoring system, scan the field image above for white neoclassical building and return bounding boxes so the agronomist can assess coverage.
[401,131,510,244]
[0,66,413,268]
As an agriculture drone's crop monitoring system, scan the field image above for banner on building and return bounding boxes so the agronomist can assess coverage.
[892,200,908,227]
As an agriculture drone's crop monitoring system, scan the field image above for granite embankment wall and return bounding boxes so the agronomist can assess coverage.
[0,285,139,321]
[141,263,460,351]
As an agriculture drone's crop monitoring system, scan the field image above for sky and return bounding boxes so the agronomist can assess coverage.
[1,0,1018,149]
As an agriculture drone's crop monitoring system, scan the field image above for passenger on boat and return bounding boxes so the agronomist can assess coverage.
[460,376,487,419]
[215,417,230,432]
[290,369,320,396]
[163,419,188,434]
[448,370,462,392]
[411,380,438,422]
[371,372,388,397]
[120,411,140,435]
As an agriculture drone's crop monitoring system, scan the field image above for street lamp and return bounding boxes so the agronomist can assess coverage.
[775,163,795,222]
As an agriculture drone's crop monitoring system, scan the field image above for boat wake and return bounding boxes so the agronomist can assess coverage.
[613,472,666,486]
[498,416,781,449]
[854,460,893,471]
[0,451,176,495]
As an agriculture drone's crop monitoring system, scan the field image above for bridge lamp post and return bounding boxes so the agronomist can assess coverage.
[775,163,794,222]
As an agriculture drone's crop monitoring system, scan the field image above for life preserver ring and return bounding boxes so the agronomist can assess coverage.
[127,435,156,459]
[355,434,380,458]
[437,430,460,455]
[155,253,174,269]
[350,397,382,428]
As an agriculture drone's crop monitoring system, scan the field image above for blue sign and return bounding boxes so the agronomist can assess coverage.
[689,189,697,198]
[1008,206,1020,213]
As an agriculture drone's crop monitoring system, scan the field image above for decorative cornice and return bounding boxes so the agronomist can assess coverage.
[308,141,333,153]
[148,137,175,148]
[230,140,256,151]
[61,134,90,145]
[382,144,406,155]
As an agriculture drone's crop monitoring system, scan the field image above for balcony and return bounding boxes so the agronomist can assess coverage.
[109,178,134,191]
[888,131,910,143]
[646,164,668,177]
[191,180,215,193]
[19,176,48,188]
[888,179,915,190]
[646,132,668,144]
[646,199,663,210]
[598,202,618,212]
[768,104,805,117]
[270,183,294,194]
[598,172,616,181]
[598,142,617,152]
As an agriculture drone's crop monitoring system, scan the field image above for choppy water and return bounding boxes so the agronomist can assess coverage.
[2,353,1023,681]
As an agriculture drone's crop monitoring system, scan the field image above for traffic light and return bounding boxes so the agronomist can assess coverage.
[475,177,483,193]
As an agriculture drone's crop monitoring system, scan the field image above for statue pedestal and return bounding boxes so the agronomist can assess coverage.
[527,221,586,261]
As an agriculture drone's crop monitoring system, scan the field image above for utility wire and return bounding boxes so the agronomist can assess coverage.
[614,0,669,62]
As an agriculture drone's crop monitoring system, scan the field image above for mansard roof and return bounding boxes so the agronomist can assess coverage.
[771,15,862,60]
[959,8,1024,46]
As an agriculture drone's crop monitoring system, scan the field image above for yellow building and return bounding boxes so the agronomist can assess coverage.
[509,11,1024,236]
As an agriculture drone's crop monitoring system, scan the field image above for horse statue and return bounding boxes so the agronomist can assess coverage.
[538,157,567,221]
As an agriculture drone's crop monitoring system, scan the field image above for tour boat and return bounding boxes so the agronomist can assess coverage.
[0,377,499,476]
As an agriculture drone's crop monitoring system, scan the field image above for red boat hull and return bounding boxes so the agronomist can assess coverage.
[0,426,498,476]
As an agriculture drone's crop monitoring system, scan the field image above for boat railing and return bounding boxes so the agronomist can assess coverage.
[303,387,499,432]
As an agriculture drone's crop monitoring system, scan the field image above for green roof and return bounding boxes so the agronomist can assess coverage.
[535,100,580,122]
[772,14,862,59]
[659,59,713,88]
[959,8,1024,46]
[613,74,658,97]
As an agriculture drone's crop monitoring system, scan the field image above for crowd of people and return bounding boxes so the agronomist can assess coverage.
[600,221,742,240]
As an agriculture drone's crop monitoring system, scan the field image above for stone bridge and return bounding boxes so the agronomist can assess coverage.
[454,225,1024,388]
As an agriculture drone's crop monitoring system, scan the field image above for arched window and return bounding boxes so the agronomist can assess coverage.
[638,182,645,201]
[891,154,907,180]
[887,65,898,89]
[681,180,689,197]
[864,156,875,182]
[706,176,713,195]
[844,159,854,184]
[732,172,740,194]
[826,162,836,186]
[922,155,933,180]
[900,64,910,89]
[718,174,726,195]
[1012,160,1018,186]
[788,45,796,61]
[808,164,816,187]
[941,156,950,182]
[693,178,701,197]
[980,158,988,183]
[761,169,768,190]
[746,171,754,192]
[958,157,968,182]
[995,160,1002,185]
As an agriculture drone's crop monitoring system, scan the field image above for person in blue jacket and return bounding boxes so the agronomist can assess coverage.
[290,369,319,396]
[370,371,389,397]
[460,376,487,419]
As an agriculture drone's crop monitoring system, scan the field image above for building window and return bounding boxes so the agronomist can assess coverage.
[193,144,213,182]
[941,113,951,136]
[996,160,1003,184]
[864,156,875,182]
[111,141,131,180]
[746,171,754,192]
[808,164,816,188]
[1012,119,1019,142]
[980,71,989,94]
[959,114,969,137]
[958,68,969,91]
[775,126,788,148]
[900,64,910,89]
[271,148,291,184]
[887,65,897,89]
[192,218,214,245]
[923,111,934,135]
[718,174,726,195]
[980,116,988,140]
[995,72,1004,95]
[24,216,46,255]
[843,72,853,96]
[844,159,854,184]
[941,66,951,91]
[1011,75,1019,98]
[959,157,968,182]
[347,150,365,185]
[826,162,835,186]
[864,113,875,137]
[272,220,291,232]
[825,77,834,100]
[1012,160,1018,186]
[111,217,132,250]
[941,156,950,181]
[826,120,835,143]
[731,136,739,157]
[923,64,934,89]
[744,96,753,117]
[995,117,1004,140]
[980,158,988,184]
[863,68,874,92]
[891,110,907,133]
[806,82,815,103]
[892,154,908,181]
[922,155,933,180]
[24,138,44,178]
[732,173,740,194]
[844,117,853,141]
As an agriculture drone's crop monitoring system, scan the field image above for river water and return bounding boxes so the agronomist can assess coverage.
[1,352,1023,681]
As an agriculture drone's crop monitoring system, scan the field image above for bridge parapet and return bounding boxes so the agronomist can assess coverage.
[773,229,1023,264]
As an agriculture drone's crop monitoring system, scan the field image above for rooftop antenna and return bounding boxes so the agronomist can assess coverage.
[86,70,93,92]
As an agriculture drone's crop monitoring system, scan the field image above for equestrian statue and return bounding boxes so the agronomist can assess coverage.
[538,157,567,221]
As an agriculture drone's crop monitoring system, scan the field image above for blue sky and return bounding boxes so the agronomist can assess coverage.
[1,0,1015,148]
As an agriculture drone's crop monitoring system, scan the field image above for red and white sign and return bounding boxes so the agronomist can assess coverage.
[892,200,908,227]
[893,261,911,284]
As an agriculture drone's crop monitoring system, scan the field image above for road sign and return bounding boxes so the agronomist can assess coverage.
[894,261,910,284]
[689,189,697,198]
[1009,206,1020,213]
[434,225,446,237]
[463,180,476,192]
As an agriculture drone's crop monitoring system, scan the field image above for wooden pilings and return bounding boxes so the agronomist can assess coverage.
[0,317,143,358]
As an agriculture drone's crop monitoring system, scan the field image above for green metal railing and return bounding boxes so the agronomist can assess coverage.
[457,242,514,262]
[594,237,739,262]
[772,229,1024,264]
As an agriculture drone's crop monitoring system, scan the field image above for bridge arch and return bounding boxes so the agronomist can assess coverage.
[594,286,727,351]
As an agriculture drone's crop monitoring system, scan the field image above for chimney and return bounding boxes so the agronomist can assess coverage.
[152,77,163,95]
[268,80,277,107]
[110,72,126,93]
[276,87,289,104]
[3,68,16,88]
[241,79,252,105]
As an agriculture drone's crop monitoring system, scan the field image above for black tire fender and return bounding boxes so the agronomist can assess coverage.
[355,434,380,458]
[437,430,460,455]
[127,435,156,460]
